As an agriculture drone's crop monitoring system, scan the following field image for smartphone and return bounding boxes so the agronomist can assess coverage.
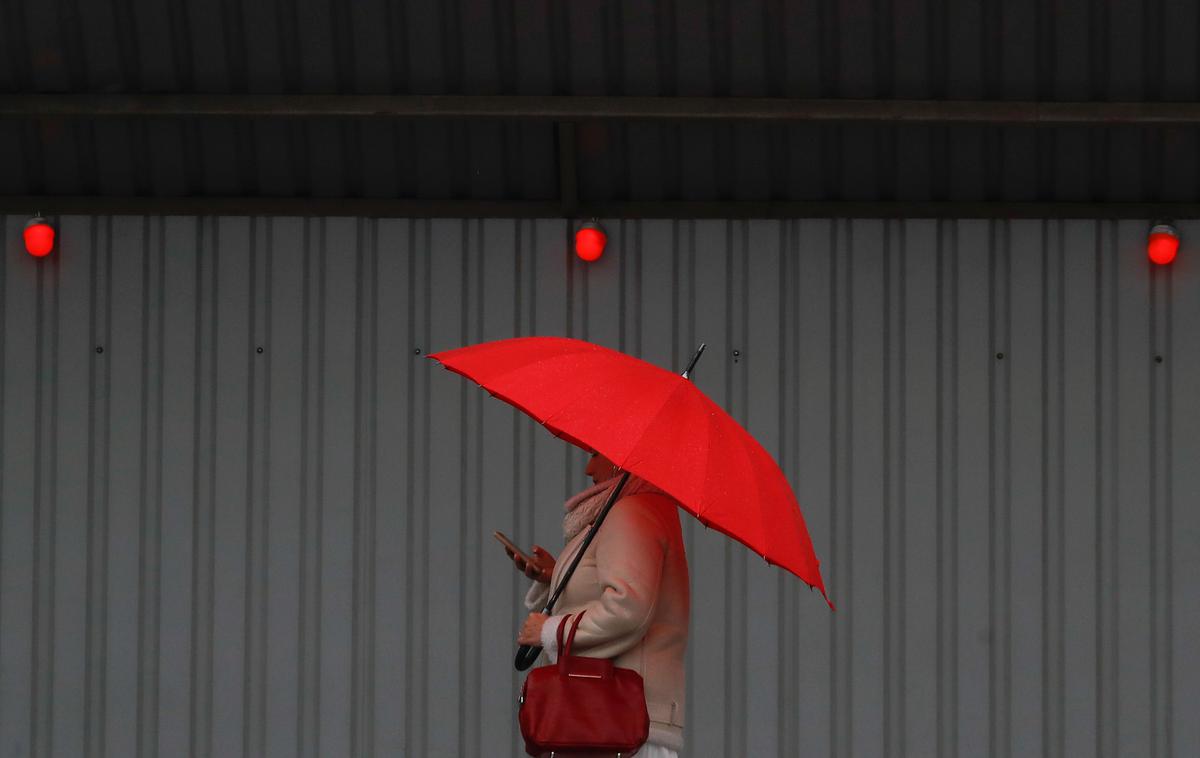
[493,530,535,565]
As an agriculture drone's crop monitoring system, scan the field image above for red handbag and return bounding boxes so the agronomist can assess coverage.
[518,611,650,756]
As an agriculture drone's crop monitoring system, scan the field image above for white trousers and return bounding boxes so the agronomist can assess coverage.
[636,744,679,758]
[538,744,678,758]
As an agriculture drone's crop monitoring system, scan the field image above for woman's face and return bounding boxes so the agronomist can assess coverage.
[585,452,619,485]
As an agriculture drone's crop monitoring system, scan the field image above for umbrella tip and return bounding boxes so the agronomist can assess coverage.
[812,585,836,611]
[681,343,707,380]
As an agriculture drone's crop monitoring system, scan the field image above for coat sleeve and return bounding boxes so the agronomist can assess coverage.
[556,493,669,660]
[523,579,550,611]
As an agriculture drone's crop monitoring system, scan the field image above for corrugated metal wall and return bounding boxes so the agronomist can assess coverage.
[1,214,1197,758]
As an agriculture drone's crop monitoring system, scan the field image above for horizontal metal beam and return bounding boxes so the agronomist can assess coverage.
[4,94,1200,125]
[2,196,1197,219]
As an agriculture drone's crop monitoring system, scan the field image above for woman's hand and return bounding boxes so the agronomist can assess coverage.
[517,612,549,646]
[506,544,555,583]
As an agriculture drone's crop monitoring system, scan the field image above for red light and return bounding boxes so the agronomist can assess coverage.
[1147,224,1179,265]
[575,223,607,262]
[24,217,54,258]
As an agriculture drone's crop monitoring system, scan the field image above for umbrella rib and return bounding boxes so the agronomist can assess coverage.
[461,351,630,438]
[431,339,594,397]
[575,382,707,524]
[729,408,770,560]
[540,359,659,444]
[470,347,607,421]
[606,377,690,472]
[744,430,775,564]
[695,403,722,523]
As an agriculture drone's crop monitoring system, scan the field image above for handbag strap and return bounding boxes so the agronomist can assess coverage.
[557,610,587,672]
[564,609,586,654]
[554,613,572,657]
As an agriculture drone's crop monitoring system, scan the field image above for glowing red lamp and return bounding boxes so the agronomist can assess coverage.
[24,216,55,258]
[1147,224,1179,266]
[575,222,607,262]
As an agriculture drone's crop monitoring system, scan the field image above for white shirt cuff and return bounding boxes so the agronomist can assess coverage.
[540,614,569,663]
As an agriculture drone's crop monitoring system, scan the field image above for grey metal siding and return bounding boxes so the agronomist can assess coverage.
[1,215,1197,757]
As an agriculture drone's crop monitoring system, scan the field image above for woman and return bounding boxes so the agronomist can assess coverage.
[508,451,690,758]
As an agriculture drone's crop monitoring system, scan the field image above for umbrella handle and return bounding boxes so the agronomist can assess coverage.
[514,644,541,671]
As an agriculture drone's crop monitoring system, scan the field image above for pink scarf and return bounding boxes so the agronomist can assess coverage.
[562,472,665,541]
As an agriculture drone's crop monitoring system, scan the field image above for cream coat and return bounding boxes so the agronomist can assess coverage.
[526,492,691,752]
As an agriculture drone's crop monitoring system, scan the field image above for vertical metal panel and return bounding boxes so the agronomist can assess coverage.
[1,214,1198,757]
[2,217,35,755]
[1168,222,1200,758]
[687,220,733,755]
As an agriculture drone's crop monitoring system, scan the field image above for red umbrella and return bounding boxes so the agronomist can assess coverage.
[429,336,831,611]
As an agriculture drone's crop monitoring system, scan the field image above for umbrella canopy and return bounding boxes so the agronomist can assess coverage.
[429,336,831,609]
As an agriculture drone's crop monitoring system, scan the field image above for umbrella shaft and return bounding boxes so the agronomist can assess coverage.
[514,470,631,671]
[543,470,631,613]
[682,343,707,380]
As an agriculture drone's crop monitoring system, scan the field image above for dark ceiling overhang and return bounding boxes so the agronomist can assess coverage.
[4,0,1198,217]
[3,94,1200,219]
[5,94,1200,125]
[0,196,1196,220]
